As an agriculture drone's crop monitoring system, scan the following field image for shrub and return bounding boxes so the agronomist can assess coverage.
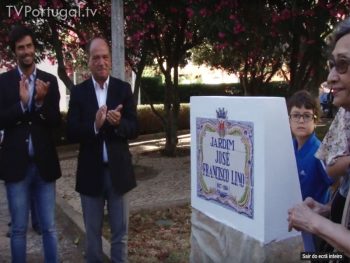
[140,77,163,104]
[260,81,291,97]
[55,104,190,145]
[140,79,244,104]
[140,79,291,103]
[136,103,189,135]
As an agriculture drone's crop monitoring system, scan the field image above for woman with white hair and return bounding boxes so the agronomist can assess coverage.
[288,17,350,258]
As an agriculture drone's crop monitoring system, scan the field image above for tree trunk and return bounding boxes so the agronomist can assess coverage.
[132,52,147,104]
[163,65,179,156]
[164,113,178,156]
[49,21,74,91]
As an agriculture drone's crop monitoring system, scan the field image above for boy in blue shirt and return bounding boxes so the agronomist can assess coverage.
[287,90,333,252]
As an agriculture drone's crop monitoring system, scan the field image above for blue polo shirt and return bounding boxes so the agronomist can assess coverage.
[293,133,333,204]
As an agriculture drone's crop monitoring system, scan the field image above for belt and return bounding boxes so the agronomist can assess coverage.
[103,162,109,167]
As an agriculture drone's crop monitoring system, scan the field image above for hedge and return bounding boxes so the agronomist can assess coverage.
[137,104,189,134]
[140,77,291,103]
[54,104,190,145]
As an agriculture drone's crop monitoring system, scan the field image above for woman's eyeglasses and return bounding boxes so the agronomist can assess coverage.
[289,113,316,123]
[327,58,350,74]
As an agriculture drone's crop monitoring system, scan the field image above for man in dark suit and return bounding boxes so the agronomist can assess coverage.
[0,25,61,262]
[67,37,138,262]
[0,130,3,179]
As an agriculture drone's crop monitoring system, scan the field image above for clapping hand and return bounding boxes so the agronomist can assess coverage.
[95,105,107,130]
[35,79,50,105]
[107,104,123,126]
[19,75,30,106]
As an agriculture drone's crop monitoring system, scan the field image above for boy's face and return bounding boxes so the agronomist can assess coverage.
[289,106,315,139]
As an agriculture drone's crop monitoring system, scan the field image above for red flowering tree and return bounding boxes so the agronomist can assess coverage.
[125,0,203,156]
[270,0,350,93]
[192,0,350,95]
[0,0,108,90]
[0,0,152,99]
[192,0,285,95]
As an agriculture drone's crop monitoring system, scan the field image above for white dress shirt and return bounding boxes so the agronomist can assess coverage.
[18,67,37,157]
[92,76,110,163]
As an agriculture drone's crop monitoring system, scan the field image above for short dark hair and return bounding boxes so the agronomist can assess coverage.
[9,25,36,52]
[287,90,320,120]
[327,17,350,52]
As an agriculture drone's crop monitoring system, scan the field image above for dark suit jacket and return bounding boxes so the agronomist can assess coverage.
[0,131,3,179]
[67,76,138,196]
[0,68,62,182]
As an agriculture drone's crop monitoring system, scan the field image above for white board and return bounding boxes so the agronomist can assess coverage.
[190,96,302,244]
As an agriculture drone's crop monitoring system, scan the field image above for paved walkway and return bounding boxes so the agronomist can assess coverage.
[0,133,191,262]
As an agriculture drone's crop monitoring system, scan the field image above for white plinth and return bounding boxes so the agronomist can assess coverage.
[190,96,302,244]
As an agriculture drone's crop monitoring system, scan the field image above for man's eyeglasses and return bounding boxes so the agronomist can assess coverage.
[289,113,316,123]
[327,58,350,74]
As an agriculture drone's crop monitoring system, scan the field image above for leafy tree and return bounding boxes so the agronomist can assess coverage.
[192,0,284,95]
[124,0,153,104]
[269,0,350,93]
[0,0,109,90]
[125,0,203,156]
[192,0,350,95]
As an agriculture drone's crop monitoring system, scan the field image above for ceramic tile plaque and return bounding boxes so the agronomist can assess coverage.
[191,96,302,243]
[196,108,254,218]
